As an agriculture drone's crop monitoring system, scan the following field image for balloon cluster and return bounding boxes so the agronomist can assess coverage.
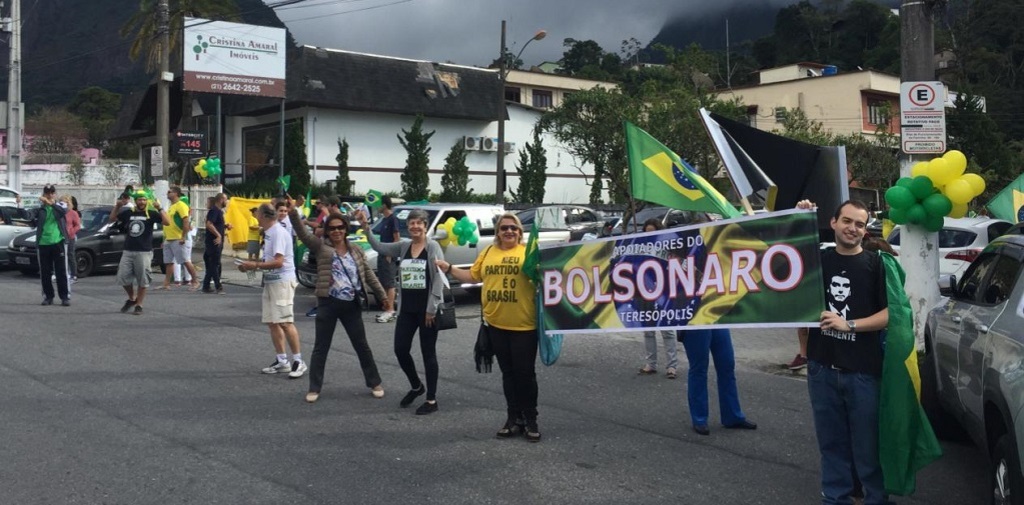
[452,216,479,246]
[193,157,222,179]
[437,218,457,248]
[883,150,986,232]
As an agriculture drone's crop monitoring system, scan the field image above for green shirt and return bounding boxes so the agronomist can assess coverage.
[39,206,62,246]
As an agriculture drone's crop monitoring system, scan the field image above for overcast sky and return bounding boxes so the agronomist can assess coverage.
[269,0,793,67]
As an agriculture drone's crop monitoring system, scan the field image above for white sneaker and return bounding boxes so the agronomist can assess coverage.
[288,360,308,379]
[261,360,290,374]
[376,311,396,323]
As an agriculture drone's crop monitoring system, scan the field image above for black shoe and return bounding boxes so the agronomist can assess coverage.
[525,420,541,442]
[133,306,143,316]
[201,287,215,294]
[693,424,710,436]
[41,298,53,306]
[415,401,438,415]
[399,385,425,408]
[725,420,757,430]
[120,299,136,313]
[496,417,523,438]
[60,299,70,307]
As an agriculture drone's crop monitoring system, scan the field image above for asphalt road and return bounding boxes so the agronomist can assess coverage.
[0,257,990,505]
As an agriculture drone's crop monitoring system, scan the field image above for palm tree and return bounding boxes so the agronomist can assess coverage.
[120,0,241,72]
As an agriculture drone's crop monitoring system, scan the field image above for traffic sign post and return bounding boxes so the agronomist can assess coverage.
[900,81,946,154]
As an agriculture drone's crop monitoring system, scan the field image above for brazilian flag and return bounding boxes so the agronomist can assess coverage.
[625,121,740,218]
[365,189,383,209]
[986,173,1024,223]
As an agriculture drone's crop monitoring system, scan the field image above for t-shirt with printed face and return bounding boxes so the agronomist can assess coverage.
[164,200,189,241]
[807,248,888,376]
[117,208,162,252]
[261,222,295,284]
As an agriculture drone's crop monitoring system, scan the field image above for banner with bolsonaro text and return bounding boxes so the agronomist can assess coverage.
[538,209,826,335]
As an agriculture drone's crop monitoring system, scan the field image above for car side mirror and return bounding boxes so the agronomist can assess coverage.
[939,275,957,297]
[432,229,449,241]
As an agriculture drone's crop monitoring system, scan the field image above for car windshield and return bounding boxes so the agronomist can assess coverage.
[81,207,114,232]
[371,208,439,239]
[888,227,978,248]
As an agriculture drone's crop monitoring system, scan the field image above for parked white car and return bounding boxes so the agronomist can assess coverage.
[0,186,20,207]
[888,217,1013,282]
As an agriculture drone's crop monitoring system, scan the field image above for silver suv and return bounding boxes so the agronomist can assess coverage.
[922,234,1024,503]
[371,203,504,269]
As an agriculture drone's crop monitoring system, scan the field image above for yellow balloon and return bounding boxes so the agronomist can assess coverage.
[950,202,968,218]
[927,158,956,187]
[944,179,974,205]
[439,218,457,247]
[943,150,968,176]
[961,173,986,196]
[910,161,930,178]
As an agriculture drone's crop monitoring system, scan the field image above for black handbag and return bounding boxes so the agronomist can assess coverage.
[435,288,457,330]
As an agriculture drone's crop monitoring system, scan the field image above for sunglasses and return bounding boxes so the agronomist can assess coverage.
[325,225,347,232]
[499,225,520,232]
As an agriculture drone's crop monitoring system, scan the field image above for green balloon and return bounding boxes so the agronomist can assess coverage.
[889,207,908,224]
[895,177,913,189]
[923,214,945,232]
[885,186,915,210]
[910,176,935,201]
[906,204,927,225]
[921,193,953,217]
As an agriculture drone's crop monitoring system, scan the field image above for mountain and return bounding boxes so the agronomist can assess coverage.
[0,0,292,109]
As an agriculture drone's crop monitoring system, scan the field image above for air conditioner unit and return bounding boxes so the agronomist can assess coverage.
[463,136,481,151]
[482,137,499,151]
[503,142,516,154]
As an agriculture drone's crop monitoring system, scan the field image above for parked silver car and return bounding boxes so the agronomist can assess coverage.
[921,234,1024,504]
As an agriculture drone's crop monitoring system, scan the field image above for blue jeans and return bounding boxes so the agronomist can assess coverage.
[807,359,886,505]
[679,328,746,427]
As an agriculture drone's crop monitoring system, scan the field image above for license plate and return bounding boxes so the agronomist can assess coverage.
[15,256,30,265]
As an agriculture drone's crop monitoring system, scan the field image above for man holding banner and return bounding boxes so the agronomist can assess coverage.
[798,199,890,504]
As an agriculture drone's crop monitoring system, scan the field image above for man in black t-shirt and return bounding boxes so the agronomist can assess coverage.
[109,192,169,315]
[796,199,890,505]
[202,193,231,294]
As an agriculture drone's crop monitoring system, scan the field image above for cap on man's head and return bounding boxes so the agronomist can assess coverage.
[132,190,149,199]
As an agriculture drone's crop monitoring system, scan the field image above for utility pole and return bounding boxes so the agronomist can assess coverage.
[3,0,22,193]
[900,0,938,349]
[495,20,506,204]
[154,0,171,199]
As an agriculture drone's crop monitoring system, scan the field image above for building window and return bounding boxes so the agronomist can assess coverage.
[532,89,553,109]
[242,118,303,179]
[867,99,891,126]
[504,86,521,103]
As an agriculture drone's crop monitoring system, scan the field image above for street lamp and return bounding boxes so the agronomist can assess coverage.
[496,21,546,203]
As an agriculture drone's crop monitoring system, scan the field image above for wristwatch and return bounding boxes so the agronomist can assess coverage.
[847,320,857,332]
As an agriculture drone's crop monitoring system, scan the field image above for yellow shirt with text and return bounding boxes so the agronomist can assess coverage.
[470,244,536,331]
[164,200,190,241]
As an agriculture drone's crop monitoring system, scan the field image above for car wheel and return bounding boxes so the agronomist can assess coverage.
[75,250,94,278]
[992,433,1022,505]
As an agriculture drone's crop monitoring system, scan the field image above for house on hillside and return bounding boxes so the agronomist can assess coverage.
[111,46,618,203]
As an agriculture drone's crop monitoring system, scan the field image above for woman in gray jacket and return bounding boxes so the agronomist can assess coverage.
[364,209,445,415]
[289,203,387,404]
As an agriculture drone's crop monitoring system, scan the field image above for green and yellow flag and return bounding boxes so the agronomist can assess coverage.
[522,221,540,284]
[986,173,1024,223]
[366,189,384,209]
[625,121,740,219]
[878,252,942,495]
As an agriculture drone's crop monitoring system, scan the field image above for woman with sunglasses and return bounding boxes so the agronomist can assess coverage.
[436,213,541,442]
[364,209,446,415]
[288,200,387,403]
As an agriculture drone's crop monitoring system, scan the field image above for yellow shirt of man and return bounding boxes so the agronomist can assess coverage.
[247,215,261,242]
[470,243,536,331]
[164,200,190,241]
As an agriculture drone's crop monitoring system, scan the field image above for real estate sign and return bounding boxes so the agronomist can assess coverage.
[183,17,287,98]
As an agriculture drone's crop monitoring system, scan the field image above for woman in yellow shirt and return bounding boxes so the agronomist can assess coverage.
[437,213,540,442]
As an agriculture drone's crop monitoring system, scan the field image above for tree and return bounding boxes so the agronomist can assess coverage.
[65,157,87,186]
[26,107,85,164]
[120,0,240,72]
[558,39,622,81]
[440,141,473,202]
[398,114,434,201]
[335,138,354,196]
[283,122,311,198]
[68,86,122,149]
[489,50,523,70]
[511,128,547,204]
